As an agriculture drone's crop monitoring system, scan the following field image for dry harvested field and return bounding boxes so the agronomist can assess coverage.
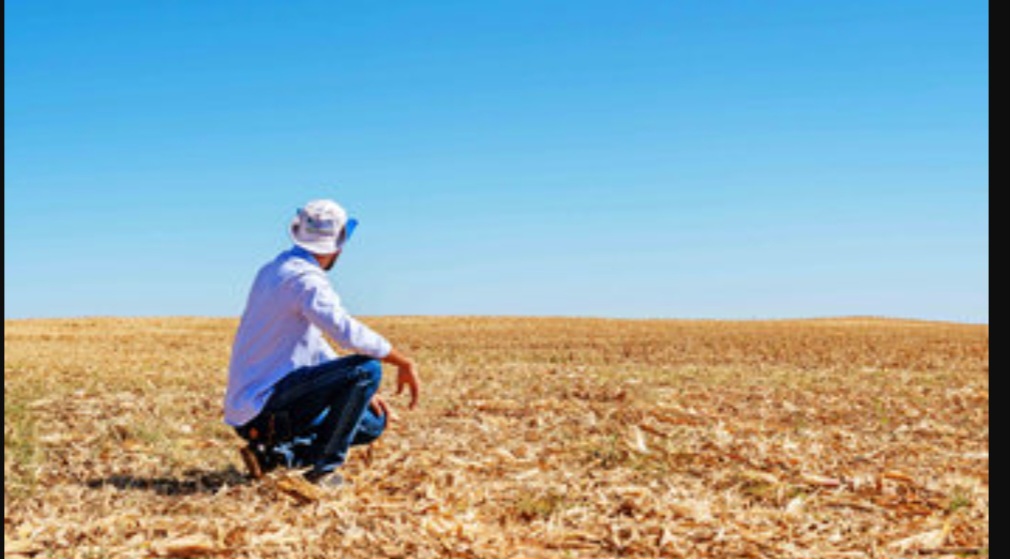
[4,316,988,558]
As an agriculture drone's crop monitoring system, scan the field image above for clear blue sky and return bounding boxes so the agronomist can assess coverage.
[4,1,988,322]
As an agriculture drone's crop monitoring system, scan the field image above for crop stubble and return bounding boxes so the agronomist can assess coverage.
[4,316,989,558]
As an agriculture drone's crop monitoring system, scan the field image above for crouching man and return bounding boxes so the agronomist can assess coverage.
[223,199,420,487]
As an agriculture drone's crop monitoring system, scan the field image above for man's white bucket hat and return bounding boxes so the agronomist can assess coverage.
[288,199,358,255]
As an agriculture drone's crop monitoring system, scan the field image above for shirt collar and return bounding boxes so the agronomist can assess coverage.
[289,245,322,269]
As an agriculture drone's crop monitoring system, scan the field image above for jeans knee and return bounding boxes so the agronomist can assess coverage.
[356,358,383,385]
[353,408,387,447]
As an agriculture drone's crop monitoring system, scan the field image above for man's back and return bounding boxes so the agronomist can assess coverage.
[224,247,337,426]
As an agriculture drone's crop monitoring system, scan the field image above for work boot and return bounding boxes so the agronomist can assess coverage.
[239,443,278,479]
[303,469,346,488]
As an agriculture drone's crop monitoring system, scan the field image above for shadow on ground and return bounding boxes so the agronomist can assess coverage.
[85,465,249,496]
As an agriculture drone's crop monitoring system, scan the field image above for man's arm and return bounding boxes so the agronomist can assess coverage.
[295,273,421,409]
[296,273,392,358]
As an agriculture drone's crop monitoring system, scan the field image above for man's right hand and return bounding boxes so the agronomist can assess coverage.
[383,348,420,409]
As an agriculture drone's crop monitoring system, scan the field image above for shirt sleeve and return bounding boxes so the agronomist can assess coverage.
[293,272,392,359]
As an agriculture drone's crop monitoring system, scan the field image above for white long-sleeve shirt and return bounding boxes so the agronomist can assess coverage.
[223,246,391,426]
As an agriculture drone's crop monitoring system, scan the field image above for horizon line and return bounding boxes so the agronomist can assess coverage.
[2,313,989,327]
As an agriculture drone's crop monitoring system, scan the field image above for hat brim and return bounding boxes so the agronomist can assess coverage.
[288,217,358,255]
[343,218,358,246]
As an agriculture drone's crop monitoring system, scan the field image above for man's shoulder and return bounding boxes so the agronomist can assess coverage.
[252,248,318,286]
[274,251,328,287]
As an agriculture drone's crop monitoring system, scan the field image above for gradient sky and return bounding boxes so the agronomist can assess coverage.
[4,1,988,322]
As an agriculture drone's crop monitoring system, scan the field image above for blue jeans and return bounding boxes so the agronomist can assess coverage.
[238,354,386,475]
